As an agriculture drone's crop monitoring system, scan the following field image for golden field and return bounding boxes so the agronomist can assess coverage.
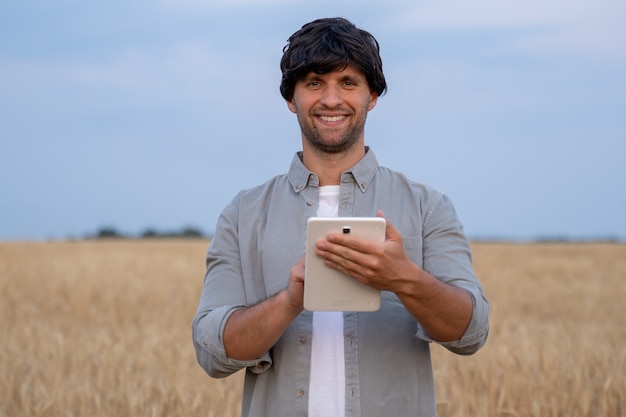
[0,240,624,417]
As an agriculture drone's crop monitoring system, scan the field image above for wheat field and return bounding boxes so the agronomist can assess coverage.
[0,240,624,417]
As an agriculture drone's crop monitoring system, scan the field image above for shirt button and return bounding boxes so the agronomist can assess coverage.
[296,389,304,397]
[299,337,307,345]
[306,201,313,207]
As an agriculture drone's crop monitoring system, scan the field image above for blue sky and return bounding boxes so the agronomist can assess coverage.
[1,0,625,241]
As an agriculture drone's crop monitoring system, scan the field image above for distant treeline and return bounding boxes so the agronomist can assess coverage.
[90,227,622,243]
[93,226,209,239]
[470,235,624,244]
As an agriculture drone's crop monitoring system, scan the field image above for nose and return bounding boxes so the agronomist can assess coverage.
[320,84,343,108]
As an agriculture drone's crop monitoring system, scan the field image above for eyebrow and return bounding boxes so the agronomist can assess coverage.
[301,72,365,84]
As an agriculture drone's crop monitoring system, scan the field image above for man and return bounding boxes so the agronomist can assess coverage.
[192,17,489,417]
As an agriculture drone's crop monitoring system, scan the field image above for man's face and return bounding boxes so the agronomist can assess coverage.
[287,65,378,154]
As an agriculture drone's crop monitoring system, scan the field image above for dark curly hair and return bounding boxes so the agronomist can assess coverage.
[279,18,387,101]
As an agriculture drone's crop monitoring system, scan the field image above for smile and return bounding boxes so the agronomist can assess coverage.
[318,115,346,122]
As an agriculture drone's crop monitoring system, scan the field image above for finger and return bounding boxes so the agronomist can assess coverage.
[323,253,363,279]
[325,230,379,255]
[377,211,402,242]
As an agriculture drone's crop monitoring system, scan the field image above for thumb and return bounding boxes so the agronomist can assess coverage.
[376,210,402,242]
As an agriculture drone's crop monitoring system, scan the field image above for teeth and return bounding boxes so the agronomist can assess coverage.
[320,115,345,122]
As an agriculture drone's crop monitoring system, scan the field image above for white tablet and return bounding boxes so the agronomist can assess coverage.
[304,217,386,312]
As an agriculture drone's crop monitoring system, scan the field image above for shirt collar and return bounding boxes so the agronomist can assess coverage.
[288,147,379,193]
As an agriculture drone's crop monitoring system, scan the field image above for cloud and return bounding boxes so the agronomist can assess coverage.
[384,0,626,60]
[156,0,294,11]
[386,0,620,29]
[0,42,224,96]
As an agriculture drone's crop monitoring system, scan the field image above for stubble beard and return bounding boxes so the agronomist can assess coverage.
[298,108,368,155]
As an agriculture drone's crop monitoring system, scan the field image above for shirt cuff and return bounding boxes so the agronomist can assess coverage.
[415,290,489,355]
[194,304,274,376]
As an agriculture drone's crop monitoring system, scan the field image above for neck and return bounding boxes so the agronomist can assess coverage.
[301,145,366,186]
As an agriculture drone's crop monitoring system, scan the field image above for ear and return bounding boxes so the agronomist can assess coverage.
[367,92,378,111]
[287,99,297,114]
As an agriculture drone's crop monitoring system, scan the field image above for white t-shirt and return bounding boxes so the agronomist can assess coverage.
[308,185,345,417]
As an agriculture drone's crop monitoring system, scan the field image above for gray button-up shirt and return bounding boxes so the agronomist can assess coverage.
[192,149,490,417]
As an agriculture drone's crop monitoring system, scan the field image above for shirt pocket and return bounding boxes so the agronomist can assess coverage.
[402,236,423,268]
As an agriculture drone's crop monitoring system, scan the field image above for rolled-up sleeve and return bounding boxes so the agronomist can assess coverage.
[191,200,272,378]
[192,304,272,378]
[416,193,490,355]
